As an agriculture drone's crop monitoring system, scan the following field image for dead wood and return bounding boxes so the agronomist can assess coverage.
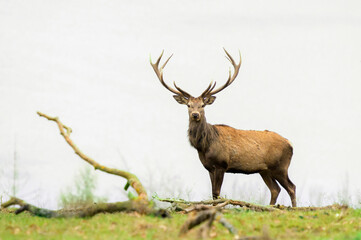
[179,209,217,236]
[37,111,147,199]
[156,197,279,212]
[178,204,269,239]
[0,197,162,218]
[157,197,348,213]
[184,200,230,213]
[179,200,240,239]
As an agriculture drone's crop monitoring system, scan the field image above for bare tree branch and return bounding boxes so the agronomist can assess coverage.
[37,111,147,200]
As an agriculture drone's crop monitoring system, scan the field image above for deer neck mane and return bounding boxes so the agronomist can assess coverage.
[188,116,219,152]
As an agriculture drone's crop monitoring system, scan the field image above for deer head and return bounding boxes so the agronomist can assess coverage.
[150,49,241,122]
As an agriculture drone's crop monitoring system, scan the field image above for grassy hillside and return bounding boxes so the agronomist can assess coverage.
[1,207,360,239]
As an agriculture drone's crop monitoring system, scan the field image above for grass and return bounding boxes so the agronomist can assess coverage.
[0,208,360,240]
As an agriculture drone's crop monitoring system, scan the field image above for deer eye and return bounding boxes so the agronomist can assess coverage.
[187,104,191,107]
[201,104,205,108]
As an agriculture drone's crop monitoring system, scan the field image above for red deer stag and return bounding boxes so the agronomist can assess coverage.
[150,49,296,207]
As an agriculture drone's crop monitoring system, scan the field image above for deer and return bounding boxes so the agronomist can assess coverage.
[150,49,296,207]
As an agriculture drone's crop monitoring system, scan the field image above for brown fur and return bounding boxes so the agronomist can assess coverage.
[188,117,218,152]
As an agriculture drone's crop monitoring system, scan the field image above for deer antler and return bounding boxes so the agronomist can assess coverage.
[201,48,241,97]
[150,50,191,98]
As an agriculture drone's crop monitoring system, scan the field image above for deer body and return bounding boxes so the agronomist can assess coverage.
[191,123,292,174]
[151,49,296,207]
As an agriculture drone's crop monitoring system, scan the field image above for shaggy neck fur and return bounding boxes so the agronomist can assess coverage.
[188,116,219,152]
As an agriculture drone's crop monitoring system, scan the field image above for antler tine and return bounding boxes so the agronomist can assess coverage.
[150,51,189,97]
[155,50,164,65]
[200,81,217,98]
[224,48,236,66]
[173,82,191,98]
[200,81,213,97]
[205,48,242,96]
[162,53,173,69]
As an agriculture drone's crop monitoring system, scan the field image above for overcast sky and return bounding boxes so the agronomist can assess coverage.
[1,0,361,209]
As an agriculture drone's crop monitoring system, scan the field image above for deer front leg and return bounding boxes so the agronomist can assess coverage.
[209,171,216,199]
[209,169,225,199]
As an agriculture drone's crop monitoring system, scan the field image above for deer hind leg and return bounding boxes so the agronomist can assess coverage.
[209,169,225,199]
[260,171,281,205]
[272,172,297,207]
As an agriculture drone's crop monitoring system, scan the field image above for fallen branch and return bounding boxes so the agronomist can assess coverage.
[180,208,217,236]
[179,200,241,239]
[156,197,279,212]
[157,197,348,212]
[184,200,230,213]
[37,111,147,199]
[1,197,167,218]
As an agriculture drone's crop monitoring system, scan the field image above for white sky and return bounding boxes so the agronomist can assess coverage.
[0,0,360,208]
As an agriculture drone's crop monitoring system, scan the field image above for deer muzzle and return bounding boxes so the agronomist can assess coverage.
[191,112,200,121]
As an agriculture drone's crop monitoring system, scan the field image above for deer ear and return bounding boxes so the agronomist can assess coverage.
[204,96,216,105]
[173,95,188,105]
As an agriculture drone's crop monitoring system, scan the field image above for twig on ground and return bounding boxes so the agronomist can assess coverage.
[179,199,240,239]
[179,208,217,237]
[156,197,279,212]
[156,197,348,212]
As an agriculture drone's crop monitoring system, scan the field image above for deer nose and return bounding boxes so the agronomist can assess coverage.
[192,112,200,119]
